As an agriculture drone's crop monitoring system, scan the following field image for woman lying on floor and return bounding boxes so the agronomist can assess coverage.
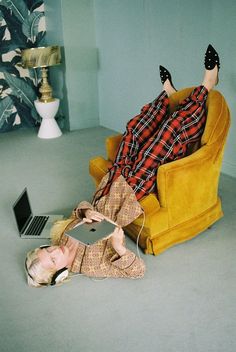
[25,44,220,287]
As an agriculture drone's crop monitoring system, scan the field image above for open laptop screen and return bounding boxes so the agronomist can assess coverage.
[13,188,32,234]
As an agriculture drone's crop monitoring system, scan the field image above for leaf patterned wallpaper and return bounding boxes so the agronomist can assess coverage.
[0,0,46,132]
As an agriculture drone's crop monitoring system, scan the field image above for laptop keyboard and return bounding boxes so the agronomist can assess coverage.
[25,216,49,236]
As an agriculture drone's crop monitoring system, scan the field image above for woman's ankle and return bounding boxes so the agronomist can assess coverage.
[202,66,218,92]
[163,79,177,97]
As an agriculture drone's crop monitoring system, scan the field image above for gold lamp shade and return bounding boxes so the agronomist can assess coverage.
[21,46,61,69]
[21,46,61,103]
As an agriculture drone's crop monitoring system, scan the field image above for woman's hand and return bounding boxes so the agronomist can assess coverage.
[83,209,105,223]
[110,227,126,257]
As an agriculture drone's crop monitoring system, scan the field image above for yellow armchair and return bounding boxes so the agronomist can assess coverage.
[89,88,230,255]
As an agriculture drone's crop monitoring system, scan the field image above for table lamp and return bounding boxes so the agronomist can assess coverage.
[21,45,62,139]
[21,45,61,103]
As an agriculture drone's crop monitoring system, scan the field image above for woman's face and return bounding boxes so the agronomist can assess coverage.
[38,246,70,271]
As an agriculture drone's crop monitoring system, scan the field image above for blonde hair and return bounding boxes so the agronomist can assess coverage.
[25,248,55,288]
[50,218,75,244]
[25,218,75,288]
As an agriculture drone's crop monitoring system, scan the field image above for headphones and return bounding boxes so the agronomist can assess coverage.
[50,267,69,286]
[25,245,69,286]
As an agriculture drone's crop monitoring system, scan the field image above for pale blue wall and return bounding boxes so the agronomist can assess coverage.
[44,0,236,177]
[94,0,236,178]
[44,0,99,130]
[44,0,70,129]
[210,1,236,177]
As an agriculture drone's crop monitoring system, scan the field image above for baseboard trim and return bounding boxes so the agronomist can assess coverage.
[222,160,236,178]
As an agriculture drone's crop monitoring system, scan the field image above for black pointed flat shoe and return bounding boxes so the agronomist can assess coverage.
[159,65,176,90]
[204,44,220,70]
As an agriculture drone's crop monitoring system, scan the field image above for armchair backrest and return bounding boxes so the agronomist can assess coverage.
[106,87,230,163]
[169,87,230,147]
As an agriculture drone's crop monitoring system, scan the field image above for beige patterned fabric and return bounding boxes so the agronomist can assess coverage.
[51,221,145,279]
[92,174,143,227]
[72,236,145,278]
[50,174,145,279]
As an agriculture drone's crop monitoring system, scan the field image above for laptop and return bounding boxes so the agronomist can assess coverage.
[66,220,116,244]
[13,188,63,239]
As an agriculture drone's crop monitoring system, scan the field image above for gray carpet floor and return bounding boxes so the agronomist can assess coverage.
[0,127,235,352]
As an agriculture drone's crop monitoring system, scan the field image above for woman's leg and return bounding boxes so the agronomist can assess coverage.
[95,45,220,204]
[93,68,178,204]
[97,90,171,201]
[126,85,208,200]
[114,91,170,168]
[125,42,221,201]
[113,66,177,169]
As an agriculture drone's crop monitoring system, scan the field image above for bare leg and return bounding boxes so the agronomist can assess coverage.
[163,79,177,97]
[159,65,177,97]
[202,65,218,92]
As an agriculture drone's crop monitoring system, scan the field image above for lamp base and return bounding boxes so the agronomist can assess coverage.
[34,99,62,139]
[39,67,55,103]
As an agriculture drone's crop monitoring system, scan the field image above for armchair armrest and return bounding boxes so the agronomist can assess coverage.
[157,145,221,225]
[106,134,122,162]
[89,156,112,186]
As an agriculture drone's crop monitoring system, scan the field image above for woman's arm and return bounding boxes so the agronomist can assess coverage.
[84,209,105,223]
[73,201,105,222]
[74,201,120,225]
[110,227,127,256]
[109,227,146,278]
